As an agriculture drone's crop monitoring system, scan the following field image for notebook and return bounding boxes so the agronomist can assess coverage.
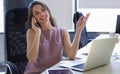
[60,37,117,71]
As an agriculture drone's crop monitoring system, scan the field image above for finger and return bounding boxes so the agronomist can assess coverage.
[31,17,34,25]
[32,17,37,26]
[33,17,37,24]
[79,13,90,27]
[78,16,84,22]
[31,17,36,28]
[84,13,90,22]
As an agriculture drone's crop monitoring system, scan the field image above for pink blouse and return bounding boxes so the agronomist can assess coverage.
[24,28,63,74]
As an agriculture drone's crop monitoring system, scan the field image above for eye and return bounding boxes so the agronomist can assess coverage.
[41,8,46,12]
[34,12,39,15]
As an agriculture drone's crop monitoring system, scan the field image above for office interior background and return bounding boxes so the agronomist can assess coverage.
[0,0,120,73]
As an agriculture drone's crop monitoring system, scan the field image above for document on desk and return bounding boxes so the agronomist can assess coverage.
[111,43,120,60]
[59,59,86,68]
[59,43,90,68]
[75,43,91,59]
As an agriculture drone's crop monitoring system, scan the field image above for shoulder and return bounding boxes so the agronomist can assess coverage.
[27,28,33,33]
[26,29,34,36]
[59,28,69,38]
[60,28,68,34]
[55,27,66,32]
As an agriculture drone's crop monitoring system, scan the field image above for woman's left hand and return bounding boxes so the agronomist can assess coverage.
[76,13,90,32]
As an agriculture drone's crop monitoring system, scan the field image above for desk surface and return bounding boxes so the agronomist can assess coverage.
[41,60,120,74]
[42,34,120,74]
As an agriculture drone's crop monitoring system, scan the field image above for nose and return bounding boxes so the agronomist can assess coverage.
[39,11,44,16]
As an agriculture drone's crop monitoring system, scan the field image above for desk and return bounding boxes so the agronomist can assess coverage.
[41,60,120,74]
[42,34,120,74]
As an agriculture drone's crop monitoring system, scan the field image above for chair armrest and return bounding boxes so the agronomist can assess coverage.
[2,61,20,74]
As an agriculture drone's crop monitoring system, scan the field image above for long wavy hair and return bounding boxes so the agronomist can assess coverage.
[25,1,57,29]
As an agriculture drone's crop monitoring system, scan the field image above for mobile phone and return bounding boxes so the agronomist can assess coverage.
[33,17,40,28]
[46,68,74,74]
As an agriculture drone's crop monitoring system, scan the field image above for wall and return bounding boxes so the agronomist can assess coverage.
[4,0,32,13]
[35,0,74,30]
[0,33,6,64]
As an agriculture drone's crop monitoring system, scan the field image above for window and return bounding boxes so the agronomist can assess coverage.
[77,0,120,32]
[0,0,4,33]
[78,8,120,32]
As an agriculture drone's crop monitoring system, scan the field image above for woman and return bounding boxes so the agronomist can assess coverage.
[24,1,90,74]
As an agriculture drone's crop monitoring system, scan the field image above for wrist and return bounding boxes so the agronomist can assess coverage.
[76,28,82,33]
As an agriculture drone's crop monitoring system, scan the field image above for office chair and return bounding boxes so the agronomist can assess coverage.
[73,11,90,48]
[3,7,28,74]
[115,15,120,34]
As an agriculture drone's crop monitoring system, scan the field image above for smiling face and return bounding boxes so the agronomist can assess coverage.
[25,1,57,29]
[32,4,50,26]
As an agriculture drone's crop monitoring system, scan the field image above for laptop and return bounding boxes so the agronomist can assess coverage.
[60,37,117,71]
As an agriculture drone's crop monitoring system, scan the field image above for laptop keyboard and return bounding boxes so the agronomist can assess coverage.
[72,63,84,69]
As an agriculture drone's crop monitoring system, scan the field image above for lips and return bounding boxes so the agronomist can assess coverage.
[40,15,48,20]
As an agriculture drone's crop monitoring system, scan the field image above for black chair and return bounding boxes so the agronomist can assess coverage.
[73,11,90,48]
[3,7,28,74]
[115,15,120,34]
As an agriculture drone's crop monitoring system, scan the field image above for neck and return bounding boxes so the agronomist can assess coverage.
[41,21,54,30]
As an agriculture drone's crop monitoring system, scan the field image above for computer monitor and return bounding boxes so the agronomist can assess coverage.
[115,15,120,34]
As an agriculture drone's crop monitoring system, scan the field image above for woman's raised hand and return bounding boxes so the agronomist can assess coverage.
[76,13,90,32]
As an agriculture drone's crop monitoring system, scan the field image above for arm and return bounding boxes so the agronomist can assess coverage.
[26,17,41,63]
[63,13,90,60]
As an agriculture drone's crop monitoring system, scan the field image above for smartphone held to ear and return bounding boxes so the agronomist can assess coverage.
[33,18,40,28]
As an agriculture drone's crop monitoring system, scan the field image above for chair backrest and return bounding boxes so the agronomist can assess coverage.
[73,11,89,48]
[5,7,28,74]
[115,15,120,34]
